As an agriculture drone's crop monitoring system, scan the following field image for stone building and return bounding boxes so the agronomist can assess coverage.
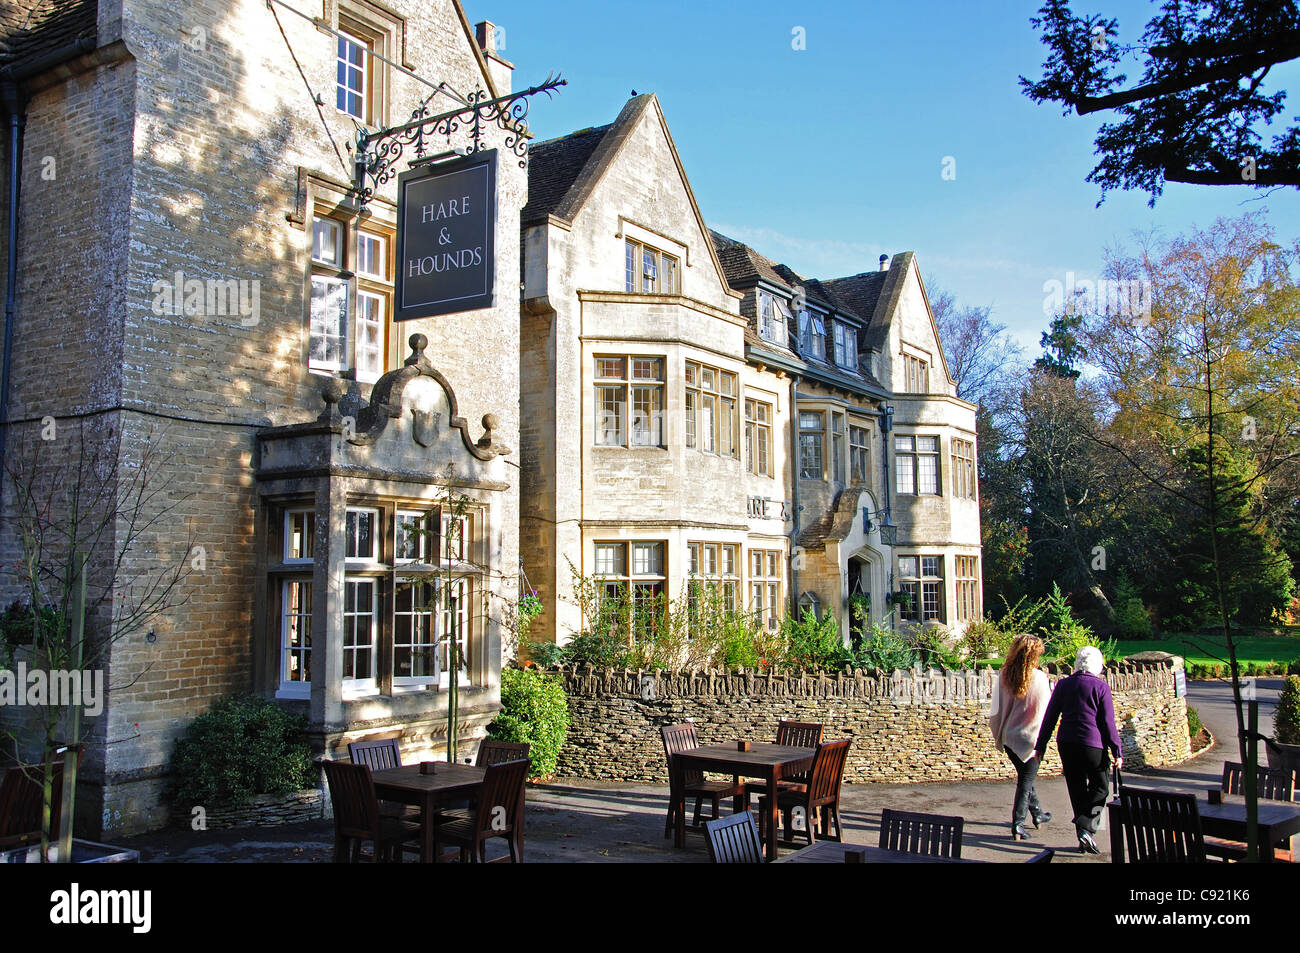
[520,95,794,647]
[0,0,527,835]
[521,95,981,651]
[713,236,983,642]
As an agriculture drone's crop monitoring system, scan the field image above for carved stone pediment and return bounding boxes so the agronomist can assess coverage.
[320,333,511,460]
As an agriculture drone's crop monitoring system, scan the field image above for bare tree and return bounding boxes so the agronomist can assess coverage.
[1,422,194,860]
[928,282,1024,411]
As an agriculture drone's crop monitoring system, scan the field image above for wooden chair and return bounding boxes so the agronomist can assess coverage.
[348,737,402,772]
[704,811,764,863]
[0,758,68,851]
[1206,762,1296,862]
[879,808,965,859]
[1025,848,1055,864]
[1117,786,1207,863]
[477,739,530,767]
[347,738,418,821]
[322,759,417,863]
[741,720,824,807]
[660,723,745,840]
[758,738,852,848]
[434,757,529,862]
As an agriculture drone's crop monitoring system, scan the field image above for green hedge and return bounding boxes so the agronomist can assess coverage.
[488,668,569,779]
[171,694,313,806]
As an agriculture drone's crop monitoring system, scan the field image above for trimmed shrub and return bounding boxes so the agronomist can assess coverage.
[488,668,569,779]
[171,694,313,806]
[1275,675,1300,746]
[1186,705,1203,739]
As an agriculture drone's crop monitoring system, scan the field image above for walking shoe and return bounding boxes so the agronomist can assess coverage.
[1032,811,1052,828]
[1012,824,1031,841]
[1077,832,1100,854]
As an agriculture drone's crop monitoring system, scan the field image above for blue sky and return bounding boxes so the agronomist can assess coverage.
[466,0,1300,355]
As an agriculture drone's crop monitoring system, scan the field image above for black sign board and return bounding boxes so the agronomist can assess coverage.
[394,150,496,320]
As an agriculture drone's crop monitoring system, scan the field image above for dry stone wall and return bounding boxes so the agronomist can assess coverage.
[555,661,1190,783]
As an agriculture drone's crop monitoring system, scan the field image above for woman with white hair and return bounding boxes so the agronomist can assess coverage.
[1034,645,1123,854]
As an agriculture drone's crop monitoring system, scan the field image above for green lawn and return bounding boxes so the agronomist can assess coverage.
[1116,631,1300,668]
[971,629,1300,672]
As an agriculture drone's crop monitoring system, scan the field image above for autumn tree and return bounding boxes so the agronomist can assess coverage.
[1081,213,1300,768]
[1021,0,1300,204]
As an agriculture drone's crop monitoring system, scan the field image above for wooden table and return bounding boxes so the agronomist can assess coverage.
[371,762,485,863]
[1107,793,1300,863]
[672,743,816,862]
[776,841,986,864]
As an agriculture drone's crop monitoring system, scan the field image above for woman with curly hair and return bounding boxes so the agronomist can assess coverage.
[990,634,1052,840]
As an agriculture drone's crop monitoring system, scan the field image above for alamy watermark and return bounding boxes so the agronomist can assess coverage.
[0,663,104,717]
[1042,272,1152,322]
[151,270,260,326]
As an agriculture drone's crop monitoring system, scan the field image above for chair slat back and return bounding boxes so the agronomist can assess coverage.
[1222,761,1296,801]
[704,811,764,863]
[474,758,530,835]
[478,740,530,767]
[807,739,852,804]
[348,738,402,773]
[660,723,703,788]
[0,759,65,839]
[879,808,964,859]
[323,760,380,836]
[775,721,824,748]
[1120,786,1207,863]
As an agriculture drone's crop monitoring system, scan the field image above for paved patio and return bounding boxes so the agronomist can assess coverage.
[115,678,1278,863]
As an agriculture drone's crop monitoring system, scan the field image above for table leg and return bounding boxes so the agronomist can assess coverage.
[1107,802,1124,863]
[765,769,779,863]
[1259,826,1274,863]
[422,794,435,863]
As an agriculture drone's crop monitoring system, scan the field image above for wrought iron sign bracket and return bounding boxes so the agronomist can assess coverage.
[352,74,566,207]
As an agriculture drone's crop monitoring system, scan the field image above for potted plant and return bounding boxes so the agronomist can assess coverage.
[1268,675,1300,778]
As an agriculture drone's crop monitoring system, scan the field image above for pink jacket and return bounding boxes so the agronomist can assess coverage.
[989,668,1051,761]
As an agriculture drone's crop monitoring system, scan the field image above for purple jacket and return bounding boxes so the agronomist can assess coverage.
[1035,671,1122,756]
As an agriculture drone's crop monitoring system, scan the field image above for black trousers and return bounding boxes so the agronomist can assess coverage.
[1057,742,1110,836]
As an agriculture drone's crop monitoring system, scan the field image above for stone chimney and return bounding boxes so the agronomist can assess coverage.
[879,254,889,272]
[475,21,514,94]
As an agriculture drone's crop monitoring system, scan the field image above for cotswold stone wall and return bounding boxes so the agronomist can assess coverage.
[555,661,1190,783]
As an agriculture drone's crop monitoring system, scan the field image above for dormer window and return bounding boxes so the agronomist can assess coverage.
[758,292,788,346]
[834,322,857,369]
[798,309,826,361]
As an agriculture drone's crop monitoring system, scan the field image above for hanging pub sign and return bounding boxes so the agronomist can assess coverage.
[394,149,496,320]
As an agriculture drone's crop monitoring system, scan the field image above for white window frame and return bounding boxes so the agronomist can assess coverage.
[336,30,369,121]
[279,578,313,697]
[355,290,385,384]
[284,509,315,563]
[312,216,343,266]
[357,231,386,279]
[309,275,350,374]
[342,577,379,696]
[345,507,380,562]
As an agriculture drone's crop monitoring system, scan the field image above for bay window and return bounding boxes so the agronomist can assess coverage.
[594,541,667,640]
[895,435,940,495]
[685,361,738,458]
[899,555,943,623]
[799,411,824,480]
[594,355,664,447]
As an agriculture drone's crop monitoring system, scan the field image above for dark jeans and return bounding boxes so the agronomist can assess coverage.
[1058,742,1110,836]
[1005,747,1042,828]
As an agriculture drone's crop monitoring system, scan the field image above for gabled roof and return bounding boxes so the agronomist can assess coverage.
[0,0,96,74]
[711,230,791,290]
[822,270,890,350]
[522,123,613,225]
[523,94,739,299]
